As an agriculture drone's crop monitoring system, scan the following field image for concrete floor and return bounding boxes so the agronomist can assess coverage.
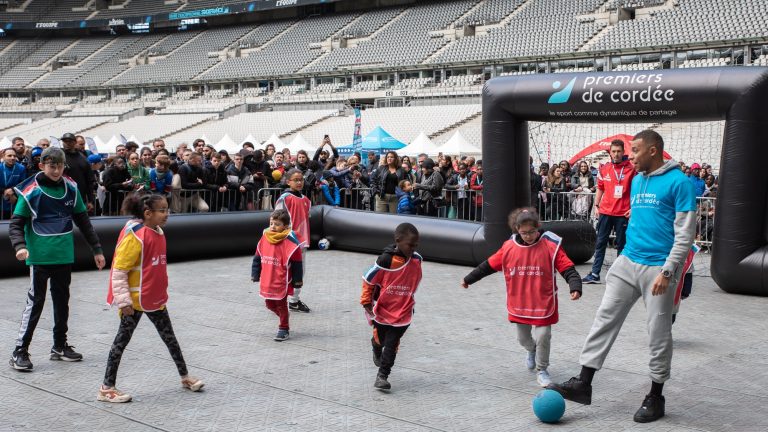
[0,249,766,431]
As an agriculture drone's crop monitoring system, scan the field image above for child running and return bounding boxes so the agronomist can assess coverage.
[360,223,422,391]
[252,209,305,341]
[274,168,312,312]
[98,193,204,403]
[461,208,582,387]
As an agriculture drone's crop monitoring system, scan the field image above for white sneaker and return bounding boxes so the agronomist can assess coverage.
[525,351,536,370]
[536,370,552,387]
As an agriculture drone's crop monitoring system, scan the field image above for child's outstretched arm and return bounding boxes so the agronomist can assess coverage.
[461,248,503,288]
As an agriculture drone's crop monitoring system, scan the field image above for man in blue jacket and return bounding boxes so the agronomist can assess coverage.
[1,147,26,220]
[687,163,705,197]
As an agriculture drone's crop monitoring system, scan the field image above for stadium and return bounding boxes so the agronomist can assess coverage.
[1,0,768,430]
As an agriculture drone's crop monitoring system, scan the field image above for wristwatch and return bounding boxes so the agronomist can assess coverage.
[661,269,672,278]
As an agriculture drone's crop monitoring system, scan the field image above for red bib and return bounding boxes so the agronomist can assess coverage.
[501,232,562,324]
[364,253,423,326]
[108,221,169,312]
[256,230,304,300]
[278,192,311,245]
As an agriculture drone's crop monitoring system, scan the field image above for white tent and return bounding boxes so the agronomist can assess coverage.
[285,133,317,154]
[103,135,123,154]
[216,134,240,154]
[438,131,481,155]
[127,135,140,144]
[262,133,285,150]
[92,135,106,153]
[199,134,211,147]
[241,133,258,147]
[400,131,439,156]
[0,136,11,148]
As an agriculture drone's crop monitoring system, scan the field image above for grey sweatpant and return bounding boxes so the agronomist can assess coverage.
[579,255,680,383]
[516,324,551,371]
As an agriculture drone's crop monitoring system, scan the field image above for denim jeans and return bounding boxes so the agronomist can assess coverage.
[591,214,629,276]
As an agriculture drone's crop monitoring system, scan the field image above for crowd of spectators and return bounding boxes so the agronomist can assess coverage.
[1,133,717,247]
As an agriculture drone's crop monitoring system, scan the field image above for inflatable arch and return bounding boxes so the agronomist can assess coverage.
[2,68,766,297]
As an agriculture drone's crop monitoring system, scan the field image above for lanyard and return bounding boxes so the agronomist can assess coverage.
[612,164,625,182]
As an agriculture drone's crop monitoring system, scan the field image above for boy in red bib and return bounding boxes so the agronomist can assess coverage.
[252,209,305,341]
[361,223,421,391]
[462,208,582,387]
[98,194,204,403]
[274,168,312,313]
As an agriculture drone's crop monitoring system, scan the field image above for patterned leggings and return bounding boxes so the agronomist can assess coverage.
[103,308,188,387]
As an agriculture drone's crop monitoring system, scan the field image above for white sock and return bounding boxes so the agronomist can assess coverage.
[290,288,302,303]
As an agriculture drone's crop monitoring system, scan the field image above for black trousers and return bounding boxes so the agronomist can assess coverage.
[16,264,72,349]
[372,322,409,378]
[103,308,188,387]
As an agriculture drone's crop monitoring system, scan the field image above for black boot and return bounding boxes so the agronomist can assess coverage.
[374,373,391,390]
[633,393,665,423]
[546,376,592,405]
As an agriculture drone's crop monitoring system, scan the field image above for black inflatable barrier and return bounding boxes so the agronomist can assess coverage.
[0,207,595,277]
[483,67,768,296]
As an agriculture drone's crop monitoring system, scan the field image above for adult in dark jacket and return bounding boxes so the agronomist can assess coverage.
[374,151,407,214]
[101,158,133,215]
[227,152,254,210]
[61,133,94,212]
[414,158,444,217]
[178,152,209,213]
[205,153,230,211]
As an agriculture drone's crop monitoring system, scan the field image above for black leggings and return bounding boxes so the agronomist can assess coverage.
[372,322,409,378]
[103,308,188,387]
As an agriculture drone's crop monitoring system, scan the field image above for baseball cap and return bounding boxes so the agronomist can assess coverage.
[30,146,43,158]
[690,163,701,170]
[60,132,76,141]
[87,154,102,164]
[41,147,65,164]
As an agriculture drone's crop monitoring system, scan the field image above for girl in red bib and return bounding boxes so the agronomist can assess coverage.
[98,194,204,404]
[360,223,422,391]
[252,209,304,341]
[462,208,582,388]
[274,169,312,313]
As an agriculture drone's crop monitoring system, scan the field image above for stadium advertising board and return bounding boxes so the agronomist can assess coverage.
[0,0,339,32]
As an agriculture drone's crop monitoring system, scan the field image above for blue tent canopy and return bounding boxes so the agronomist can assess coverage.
[338,126,406,156]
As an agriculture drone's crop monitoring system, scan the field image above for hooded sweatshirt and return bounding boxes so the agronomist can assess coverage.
[622,159,697,274]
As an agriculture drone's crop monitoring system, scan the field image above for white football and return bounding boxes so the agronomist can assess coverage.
[318,238,331,250]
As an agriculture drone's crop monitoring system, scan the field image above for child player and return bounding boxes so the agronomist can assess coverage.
[274,168,311,312]
[9,147,105,371]
[360,223,422,391]
[252,209,304,341]
[461,208,582,387]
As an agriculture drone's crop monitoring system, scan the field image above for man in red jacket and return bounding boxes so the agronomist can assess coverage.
[582,139,635,284]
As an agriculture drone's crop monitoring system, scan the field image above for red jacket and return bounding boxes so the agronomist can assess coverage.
[596,160,634,216]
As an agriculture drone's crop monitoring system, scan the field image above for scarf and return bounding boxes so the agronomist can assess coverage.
[263,228,291,244]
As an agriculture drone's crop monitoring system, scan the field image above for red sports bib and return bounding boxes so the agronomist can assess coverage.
[363,253,423,326]
[278,193,311,245]
[501,232,561,322]
[256,231,304,300]
[108,221,169,312]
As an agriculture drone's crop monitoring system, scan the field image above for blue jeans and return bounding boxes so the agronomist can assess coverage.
[591,214,629,276]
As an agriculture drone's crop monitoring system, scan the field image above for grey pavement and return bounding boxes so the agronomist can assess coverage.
[1,249,766,432]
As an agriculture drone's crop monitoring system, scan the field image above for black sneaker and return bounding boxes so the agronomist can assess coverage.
[289,300,311,313]
[374,374,391,390]
[10,348,33,371]
[50,344,83,362]
[373,350,381,367]
[633,393,665,423]
[546,376,592,405]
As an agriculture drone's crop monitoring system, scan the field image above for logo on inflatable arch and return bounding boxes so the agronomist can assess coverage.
[548,77,577,104]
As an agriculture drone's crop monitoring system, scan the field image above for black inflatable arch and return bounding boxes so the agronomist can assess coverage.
[482,67,768,296]
[2,68,767,297]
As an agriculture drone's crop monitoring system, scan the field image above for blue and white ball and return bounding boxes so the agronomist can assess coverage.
[318,238,331,250]
[532,389,566,423]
